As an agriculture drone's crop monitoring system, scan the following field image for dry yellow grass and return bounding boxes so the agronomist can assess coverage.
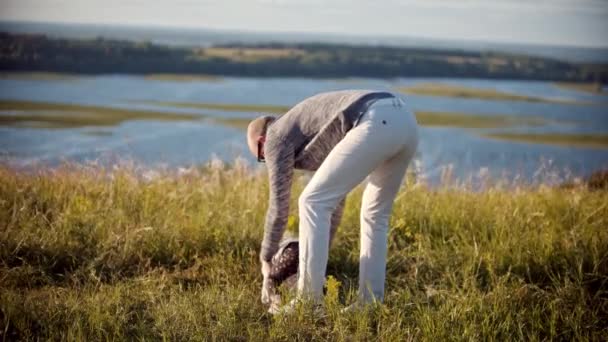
[0,163,606,340]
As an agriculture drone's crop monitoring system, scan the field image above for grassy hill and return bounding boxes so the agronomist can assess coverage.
[0,163,606,340]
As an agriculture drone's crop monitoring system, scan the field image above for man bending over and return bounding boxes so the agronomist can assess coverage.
[246,90,419,313]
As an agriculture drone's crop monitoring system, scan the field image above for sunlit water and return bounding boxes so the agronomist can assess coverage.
[1,76,607,184]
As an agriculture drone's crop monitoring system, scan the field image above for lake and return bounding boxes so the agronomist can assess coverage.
[1,75,607,185]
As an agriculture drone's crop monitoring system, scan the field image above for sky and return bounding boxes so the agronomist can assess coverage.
[1,0,607,47]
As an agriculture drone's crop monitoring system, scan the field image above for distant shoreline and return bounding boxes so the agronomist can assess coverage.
[2,20,608,64]
[1,32,607,83]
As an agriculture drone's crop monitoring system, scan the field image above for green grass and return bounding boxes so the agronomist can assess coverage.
[484,132,608,149]
[396,83,585,104]
[0,164,606,340]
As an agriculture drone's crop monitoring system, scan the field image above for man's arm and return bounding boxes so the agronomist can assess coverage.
[260,139,295,262]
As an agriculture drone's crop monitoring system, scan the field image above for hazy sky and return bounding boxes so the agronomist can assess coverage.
[1,0,607,47]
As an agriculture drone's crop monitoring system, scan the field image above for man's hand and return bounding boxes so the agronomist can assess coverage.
[260,259,272,305]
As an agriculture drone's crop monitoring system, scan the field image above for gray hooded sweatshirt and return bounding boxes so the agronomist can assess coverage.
[260,90,394,261]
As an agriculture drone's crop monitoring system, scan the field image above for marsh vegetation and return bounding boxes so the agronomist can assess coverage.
[5,99,605,149]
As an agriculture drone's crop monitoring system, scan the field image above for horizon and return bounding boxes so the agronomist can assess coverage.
[2,19,608,52]
[1,0,607,48]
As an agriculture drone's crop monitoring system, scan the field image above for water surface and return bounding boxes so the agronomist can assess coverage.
[1,75,607,184]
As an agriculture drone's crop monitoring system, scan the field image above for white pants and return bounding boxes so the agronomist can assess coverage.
[297,97,419,304]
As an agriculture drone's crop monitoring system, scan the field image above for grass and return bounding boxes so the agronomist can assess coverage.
[0,163,606,341]
[484,132,608,149]
[396,83,584,104]
[554,82,605,95]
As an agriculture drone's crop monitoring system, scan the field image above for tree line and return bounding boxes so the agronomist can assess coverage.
[1,33,606,82]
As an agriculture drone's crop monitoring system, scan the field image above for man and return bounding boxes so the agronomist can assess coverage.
[246,90,419,313]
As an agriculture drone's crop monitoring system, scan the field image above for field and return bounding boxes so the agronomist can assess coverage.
[0,162,606,341]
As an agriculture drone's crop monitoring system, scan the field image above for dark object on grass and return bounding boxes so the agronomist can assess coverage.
[269,240,299,285]
[267,239,299,312]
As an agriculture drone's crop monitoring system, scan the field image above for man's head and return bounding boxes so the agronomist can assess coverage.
[247,116,276,162]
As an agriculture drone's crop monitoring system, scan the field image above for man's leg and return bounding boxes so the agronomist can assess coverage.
[358,146,416,303]
[297,110,408,301]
